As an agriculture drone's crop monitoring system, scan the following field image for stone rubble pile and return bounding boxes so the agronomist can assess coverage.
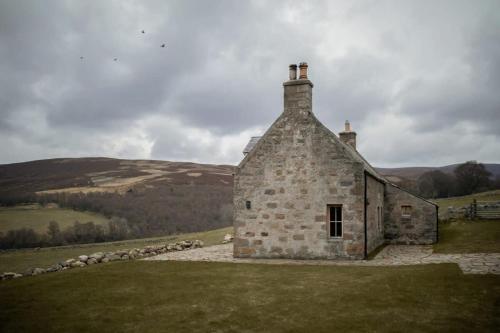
[0,239,203,281]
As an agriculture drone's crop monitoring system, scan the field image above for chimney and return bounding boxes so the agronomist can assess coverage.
[339,120,357,149]
[289,64,297,80]
[298,62,308,79]
[283,62,313,115]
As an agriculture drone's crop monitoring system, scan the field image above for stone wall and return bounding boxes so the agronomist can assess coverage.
[384,183,438,244]
[1,240,204,281]
[365,174,385,254]
[233,79,366,260]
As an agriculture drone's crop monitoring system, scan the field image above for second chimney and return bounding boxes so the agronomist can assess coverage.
[339,120,357,149]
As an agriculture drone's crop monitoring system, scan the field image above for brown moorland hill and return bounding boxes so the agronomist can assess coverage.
[0,158,235,238]
[376,163,500,181]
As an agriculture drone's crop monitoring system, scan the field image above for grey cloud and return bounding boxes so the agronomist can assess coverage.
[0,0,499,166]
[397,14,500,135]
[314,50,399,131]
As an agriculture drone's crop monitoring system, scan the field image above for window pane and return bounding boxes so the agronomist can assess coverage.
[330,206,342,222]
[330,222,335,237]
[336,222,342,237]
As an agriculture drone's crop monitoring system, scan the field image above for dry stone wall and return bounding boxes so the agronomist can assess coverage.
[1,240,203,281]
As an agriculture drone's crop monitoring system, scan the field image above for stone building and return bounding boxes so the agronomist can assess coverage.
[233,62,438,260]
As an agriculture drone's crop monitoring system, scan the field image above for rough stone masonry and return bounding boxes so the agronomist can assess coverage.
[233,62,437,260]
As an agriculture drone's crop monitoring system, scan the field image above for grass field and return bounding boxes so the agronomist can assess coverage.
[0,227,232,273]
[0,214,498,332]
[433,189,500,209]
[434,219,500,253]
[0,204,109,233]
[0,261,498,333]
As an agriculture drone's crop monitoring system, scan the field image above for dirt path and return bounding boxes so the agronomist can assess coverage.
[145,244,500,275]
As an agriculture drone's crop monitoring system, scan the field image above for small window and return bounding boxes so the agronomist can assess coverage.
[245,201,251,209]
[328,205,342,238]
[401,205,412,217]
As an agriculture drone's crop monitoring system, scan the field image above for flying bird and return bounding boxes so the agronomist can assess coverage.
[161,44,166,48]
[141,30,145,34]
[114,58,118,61]
[80,56,84,60]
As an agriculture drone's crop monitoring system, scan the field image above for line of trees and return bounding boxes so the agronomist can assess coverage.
[0,217,130,249]
[36,184,233,238]
[0,183,233,249]
[417,161,499,199]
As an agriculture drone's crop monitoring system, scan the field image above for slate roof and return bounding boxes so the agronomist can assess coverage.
[243,136,262,155]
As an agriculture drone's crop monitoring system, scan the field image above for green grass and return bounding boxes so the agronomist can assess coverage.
[434,219,500,253]
[0,261,498,333]
[433,190,500,209]
[0,204,109,233]
[0,227,232,273]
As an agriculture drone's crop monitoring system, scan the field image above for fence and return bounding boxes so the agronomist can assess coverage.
[470,199,500,219]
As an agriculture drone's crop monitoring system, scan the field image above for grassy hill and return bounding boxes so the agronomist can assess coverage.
[0,157,234,195]
[434,219,500,253]
[430,191,500,254]
[1,157,498,248]
[0,158,234,239]
[432,189,500,209]
[376,163,500,181]
[375,163,500,192]
[0,226,232,273]
[0,204,109,234]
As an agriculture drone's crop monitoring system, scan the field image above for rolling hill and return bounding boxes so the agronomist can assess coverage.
[1,158,498,240]
[0,158,235,238]
[375,163,500,181]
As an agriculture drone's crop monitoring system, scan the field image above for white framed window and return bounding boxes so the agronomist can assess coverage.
[401,205,412,217]
[328,205,342,238]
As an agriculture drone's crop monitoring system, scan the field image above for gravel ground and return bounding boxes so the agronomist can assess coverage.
[145,243,500,275]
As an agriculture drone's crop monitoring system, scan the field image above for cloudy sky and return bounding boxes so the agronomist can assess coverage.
[1,0,499,167]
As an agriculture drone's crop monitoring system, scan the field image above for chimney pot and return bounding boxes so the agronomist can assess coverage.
[345,120,351,132]
[289,64,297,80]
[299,62,308,79]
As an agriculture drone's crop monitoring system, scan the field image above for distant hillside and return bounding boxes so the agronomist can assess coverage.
[1,157,498,239]
[376,163,500,183]
[0,157,234,194]
[0,158,235,238]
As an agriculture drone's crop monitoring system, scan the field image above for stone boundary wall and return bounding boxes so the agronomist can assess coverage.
[1,239,203,281]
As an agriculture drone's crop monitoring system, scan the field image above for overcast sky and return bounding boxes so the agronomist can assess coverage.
[1,0,499,167]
